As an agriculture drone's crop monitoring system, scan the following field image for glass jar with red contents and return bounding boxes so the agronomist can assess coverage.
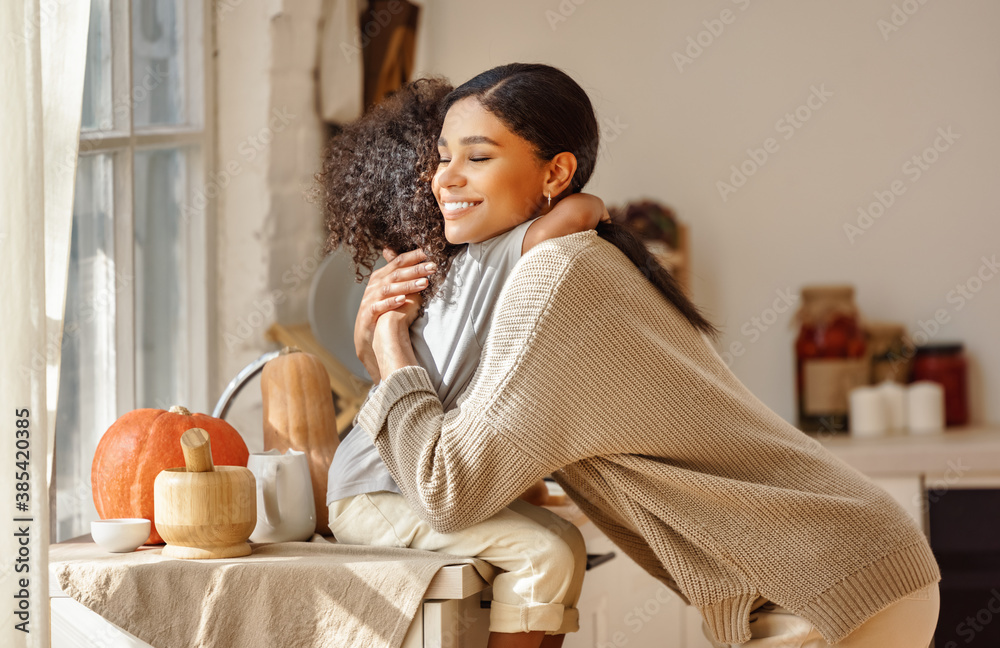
[911,343,969,427]
[793,285,868,433]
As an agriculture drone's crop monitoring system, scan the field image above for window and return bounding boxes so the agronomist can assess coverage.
[56,0,214,542]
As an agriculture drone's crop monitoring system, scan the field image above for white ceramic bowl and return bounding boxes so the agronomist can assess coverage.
[91,518,151,553]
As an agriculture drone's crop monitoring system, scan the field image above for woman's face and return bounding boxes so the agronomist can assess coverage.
[432,97,549,245]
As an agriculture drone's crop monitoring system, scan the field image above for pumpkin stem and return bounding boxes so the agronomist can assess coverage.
[169,405,193,416]
[280,346,301,355]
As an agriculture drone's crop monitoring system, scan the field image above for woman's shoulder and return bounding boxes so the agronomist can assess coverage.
[512,229,641,295]
[516,229,624,276]
[488,229,655,342]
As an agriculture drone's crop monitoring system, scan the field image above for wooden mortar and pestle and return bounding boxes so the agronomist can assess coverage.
[154,428,257,559]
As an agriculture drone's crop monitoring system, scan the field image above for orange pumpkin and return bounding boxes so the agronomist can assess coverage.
[91,405,250,544]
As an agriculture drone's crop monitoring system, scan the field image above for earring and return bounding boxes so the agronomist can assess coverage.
[547,192,551,207]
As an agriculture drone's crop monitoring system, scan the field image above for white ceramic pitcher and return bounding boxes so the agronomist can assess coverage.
[247,449,315,543]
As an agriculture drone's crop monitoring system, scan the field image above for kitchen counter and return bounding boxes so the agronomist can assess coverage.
[813,424,1000,479]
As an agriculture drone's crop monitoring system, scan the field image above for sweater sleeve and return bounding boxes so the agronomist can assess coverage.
[554,475,684,596]
[355,364,555,533]
[356,234,616,533]
[357,232,667,532]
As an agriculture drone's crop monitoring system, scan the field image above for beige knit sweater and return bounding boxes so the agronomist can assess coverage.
[357,230,941,645]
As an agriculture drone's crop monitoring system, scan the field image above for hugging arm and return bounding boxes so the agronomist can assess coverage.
[355,364,557,533]
[361,242,616,533]
[521,192,611,255]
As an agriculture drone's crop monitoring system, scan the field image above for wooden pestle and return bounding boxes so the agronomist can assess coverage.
[180,428,214,473]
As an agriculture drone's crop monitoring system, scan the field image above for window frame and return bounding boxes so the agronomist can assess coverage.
[58,0,216,541]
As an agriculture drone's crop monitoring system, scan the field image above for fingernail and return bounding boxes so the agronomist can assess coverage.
[395,295,405,303]
[424,263,437,272]
[416,278,428,287]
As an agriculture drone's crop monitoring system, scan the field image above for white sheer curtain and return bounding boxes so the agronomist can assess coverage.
[0,1,91,646]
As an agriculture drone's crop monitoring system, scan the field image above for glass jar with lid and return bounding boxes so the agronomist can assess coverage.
[865,321,913,384]
[793,285,868,433]
[911,342,969,427]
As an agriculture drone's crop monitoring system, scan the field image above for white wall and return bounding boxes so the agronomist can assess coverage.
[215,0,327,447]
[415,0,1000,425]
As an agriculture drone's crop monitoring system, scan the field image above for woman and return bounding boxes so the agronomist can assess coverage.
[316,75,612,648]
[354,63,941,647]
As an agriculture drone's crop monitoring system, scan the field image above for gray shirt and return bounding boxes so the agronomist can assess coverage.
[326,217,538,504]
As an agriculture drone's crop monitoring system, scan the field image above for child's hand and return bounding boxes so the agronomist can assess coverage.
[568,192,610,228]
[354,247,436,383]
[522,193,610,253]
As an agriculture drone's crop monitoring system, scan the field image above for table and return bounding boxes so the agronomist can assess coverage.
[49,534,493,648]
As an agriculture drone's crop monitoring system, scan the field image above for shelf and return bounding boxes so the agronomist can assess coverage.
[814,424,1000,478]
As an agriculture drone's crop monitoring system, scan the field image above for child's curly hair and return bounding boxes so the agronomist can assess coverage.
[313,76,460,303]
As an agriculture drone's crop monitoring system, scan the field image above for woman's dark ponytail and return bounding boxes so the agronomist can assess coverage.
[443,63,721,341]
[595,221,720,340]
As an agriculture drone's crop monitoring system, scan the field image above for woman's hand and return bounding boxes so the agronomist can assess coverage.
[355,248,437,384]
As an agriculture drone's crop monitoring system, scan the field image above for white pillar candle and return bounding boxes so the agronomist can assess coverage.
[907,381,945,435]
[849,386,887,438]
[876,380,908,431]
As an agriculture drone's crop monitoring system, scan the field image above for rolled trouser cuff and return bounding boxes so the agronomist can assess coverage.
[489,600,566,633]
[546,607,579,635]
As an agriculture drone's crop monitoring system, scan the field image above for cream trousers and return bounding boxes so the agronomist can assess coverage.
[701,582,940,647]
[328,491,587,635]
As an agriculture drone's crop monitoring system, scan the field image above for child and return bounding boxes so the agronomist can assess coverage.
[314,77,608,647]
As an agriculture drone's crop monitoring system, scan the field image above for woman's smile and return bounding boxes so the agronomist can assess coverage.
[440,199,483,219]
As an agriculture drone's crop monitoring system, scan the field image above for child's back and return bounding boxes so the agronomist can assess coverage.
[327,217,537,502]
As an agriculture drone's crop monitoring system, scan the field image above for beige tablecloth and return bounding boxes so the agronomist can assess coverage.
[53,534,495,648]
